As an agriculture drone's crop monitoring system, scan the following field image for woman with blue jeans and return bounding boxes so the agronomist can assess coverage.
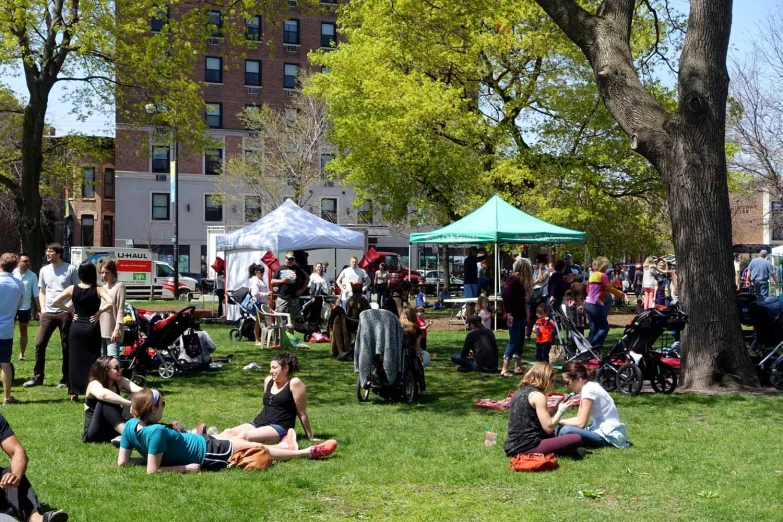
[584,256,624,352]
[555,362,629,448]
[500,259,532,377]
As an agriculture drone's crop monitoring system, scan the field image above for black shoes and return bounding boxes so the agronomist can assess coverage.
[23,379,43,388]
[42,510,69,522]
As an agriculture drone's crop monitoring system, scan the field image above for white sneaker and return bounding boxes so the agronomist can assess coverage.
[243,362,260,370]
[207,426,219,436]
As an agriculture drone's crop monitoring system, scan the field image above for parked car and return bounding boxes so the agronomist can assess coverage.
[422,270,464,294]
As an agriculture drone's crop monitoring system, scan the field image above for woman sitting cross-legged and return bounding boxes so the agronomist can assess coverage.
[556,362,629,448]
[503,362,585,458]
[83,356,143,444]
[118,389,337,474]
[216,353,315,443]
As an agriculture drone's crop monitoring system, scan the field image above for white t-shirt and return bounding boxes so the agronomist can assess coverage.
[338,267,368,300]
[580,381,627,447]
[642,268,656,288]
[308,273,329,296]
[38,263,80,313]
[12,268,39,311]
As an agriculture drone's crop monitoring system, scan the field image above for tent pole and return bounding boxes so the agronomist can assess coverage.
[408,243,412,282]
[494,242,498,331]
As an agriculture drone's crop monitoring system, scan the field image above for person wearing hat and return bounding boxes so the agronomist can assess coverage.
[563,254,583,283]
[450,315,498,373]
[747,249,777,298]
[271,252,310,327]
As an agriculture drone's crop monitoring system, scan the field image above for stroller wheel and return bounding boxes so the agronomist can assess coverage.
[158,361,176,379]
[131,373,147,387]
[401,372,417,403]
[356,376,371,402]
[650,363,677,394]
[616,363,643,396]
[229,328,242,342]
[596,368,617,392]
[768,369,783,390]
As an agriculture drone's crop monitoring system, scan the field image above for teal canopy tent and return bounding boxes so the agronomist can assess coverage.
[408,195,587,330]
[409,195,587,244]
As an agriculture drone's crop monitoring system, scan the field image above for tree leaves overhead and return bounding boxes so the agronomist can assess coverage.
[307,0,677,256]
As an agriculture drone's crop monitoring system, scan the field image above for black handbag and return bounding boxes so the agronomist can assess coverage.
[526,287,544,306]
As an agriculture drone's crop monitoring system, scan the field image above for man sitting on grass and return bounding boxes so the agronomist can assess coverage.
[450,315,498,373]
[0,413,68,521]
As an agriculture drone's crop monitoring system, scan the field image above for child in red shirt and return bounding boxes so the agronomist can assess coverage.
[532,303,555,362]
[416,306,433,352]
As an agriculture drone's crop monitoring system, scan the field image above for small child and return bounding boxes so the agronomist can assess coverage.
[635,298,643,315]
[416,306,433,352]
[415,285,431,308]
[565,290,576,321]
[575,294,587,336]
[532,303,555,362]
[476,295,493,329]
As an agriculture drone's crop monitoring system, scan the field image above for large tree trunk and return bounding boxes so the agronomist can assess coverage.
[533,0,758,390]
[19,85,50,274]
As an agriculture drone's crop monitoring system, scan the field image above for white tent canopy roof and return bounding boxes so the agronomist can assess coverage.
[216,199,365,252]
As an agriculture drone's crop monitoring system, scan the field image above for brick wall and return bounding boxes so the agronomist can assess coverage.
[70,154,117,247]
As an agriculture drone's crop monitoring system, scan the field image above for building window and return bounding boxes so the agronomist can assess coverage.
[321,65,331,74]
[288,0,298,8]
[103,216,114,247]
[245,196,262,222]
[151,8,168,33]
[152,193,170,220]
[152,146,170,173]
[206,103,222,128]
[81,215,94,246]
[283,19,300,45]
[321,22,336,48]
[205,56,222,83]
[321,0,338,4]
[104,168,115,199]
[82,168,95,198]
[284,63,299,90]
[358,201,373,224]
[321,198,337,223]
[245,60,261,86]
[205,195,223,222]
[208,10,222,36]
[205,149,223,175]
[246,15,261,40]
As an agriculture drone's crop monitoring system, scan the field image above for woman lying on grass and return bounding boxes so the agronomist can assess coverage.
[556,362,629,448]
[503,362,585,458]
[216,353,315,443]
[83,356,143,444]
[118,389,336,474]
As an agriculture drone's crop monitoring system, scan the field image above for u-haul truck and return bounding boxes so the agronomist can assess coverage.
[70,247,197,300]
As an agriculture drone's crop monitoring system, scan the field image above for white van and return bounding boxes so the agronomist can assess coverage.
[70,247,198,300]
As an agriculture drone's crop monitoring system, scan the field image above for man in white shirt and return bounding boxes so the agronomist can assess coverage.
[335,256,371,307]
[12,254,39,361]
[0,254,24,404]
[23,244,79,389]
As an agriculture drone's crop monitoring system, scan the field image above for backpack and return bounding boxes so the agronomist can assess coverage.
[228,446,272,471]
[509,453,558,472]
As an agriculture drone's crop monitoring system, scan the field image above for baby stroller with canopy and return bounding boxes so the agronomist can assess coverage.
[603,304,688,395]
[118,304,161,386]
[354,309,421,403]
[737,294,783,389]
[227,287,257,342]
[550,303,602,366]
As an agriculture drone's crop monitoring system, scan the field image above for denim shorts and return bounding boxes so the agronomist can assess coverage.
[248,420,287,441]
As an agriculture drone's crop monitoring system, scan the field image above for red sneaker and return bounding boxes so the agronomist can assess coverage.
[309,440,337,459]
[194,423,206,435]
[171,420,184,433]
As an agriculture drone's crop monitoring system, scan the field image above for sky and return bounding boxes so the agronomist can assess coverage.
[1,0,779,137]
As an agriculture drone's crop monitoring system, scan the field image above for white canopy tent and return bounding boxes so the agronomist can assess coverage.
[216,200,366,320]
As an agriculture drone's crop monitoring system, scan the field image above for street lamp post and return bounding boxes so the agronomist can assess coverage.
[146,103,179,300]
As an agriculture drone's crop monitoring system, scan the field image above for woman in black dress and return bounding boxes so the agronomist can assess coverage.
[53,262,113,401]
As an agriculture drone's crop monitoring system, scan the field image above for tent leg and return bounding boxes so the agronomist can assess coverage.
[494,242,498,332]
[408,243,412,281]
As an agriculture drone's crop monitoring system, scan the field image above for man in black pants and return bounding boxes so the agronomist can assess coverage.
[451,315,498,373]
[0,414,68,521]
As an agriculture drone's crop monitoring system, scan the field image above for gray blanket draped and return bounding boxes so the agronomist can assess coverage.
[354,309,404,385]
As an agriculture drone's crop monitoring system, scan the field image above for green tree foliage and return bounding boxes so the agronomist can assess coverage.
[307,0,679,257]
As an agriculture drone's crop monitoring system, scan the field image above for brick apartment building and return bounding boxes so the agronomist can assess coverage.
[113,1,410,276]
[67,137,117,250]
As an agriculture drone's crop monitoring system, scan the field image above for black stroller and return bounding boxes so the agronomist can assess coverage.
[227,287,258,342]
[602,304,688,395]
[737,294,783,389]
[354,309,422,403]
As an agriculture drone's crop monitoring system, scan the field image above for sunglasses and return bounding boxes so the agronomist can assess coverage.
[286,257,295,261]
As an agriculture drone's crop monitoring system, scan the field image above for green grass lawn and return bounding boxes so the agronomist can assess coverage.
[2,325,781,521]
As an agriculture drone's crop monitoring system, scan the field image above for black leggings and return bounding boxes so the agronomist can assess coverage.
[0,468,42,521]
[83,401,130,443]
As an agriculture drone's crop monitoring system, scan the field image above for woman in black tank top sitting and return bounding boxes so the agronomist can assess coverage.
[217,353,314,443]
[504,362,584,457]
[82,356,143,443]
[52,262,114,402]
